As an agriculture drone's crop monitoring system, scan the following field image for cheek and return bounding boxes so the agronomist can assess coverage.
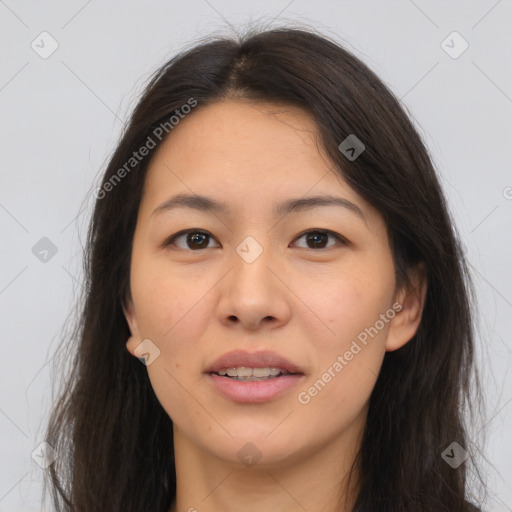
[298,278,390,418]
[314,267,394,349]
[131,253,211,343]
[296,257,394,417]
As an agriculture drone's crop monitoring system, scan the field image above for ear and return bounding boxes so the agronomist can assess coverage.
[122,294,142,357]
[385,262,427,352]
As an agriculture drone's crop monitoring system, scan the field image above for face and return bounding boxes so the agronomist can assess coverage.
[123,100,425,469]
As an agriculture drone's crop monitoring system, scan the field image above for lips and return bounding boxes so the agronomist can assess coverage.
[205,349,305,403]
[205,349,304,376]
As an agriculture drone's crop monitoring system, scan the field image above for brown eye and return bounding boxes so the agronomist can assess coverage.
[165,230,219,250]
[292,230,348,250]
[164,228,348,252]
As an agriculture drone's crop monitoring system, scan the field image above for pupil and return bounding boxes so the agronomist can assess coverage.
[307,232,327,248]
[189,233,208,249]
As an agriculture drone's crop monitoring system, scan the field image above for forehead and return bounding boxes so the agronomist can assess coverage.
[144,101,332,186]
[154,100,326,169]
[138,100,380,229]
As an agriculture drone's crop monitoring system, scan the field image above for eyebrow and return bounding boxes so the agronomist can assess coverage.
[151,193,366,222]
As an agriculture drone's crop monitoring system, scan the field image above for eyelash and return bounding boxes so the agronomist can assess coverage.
[163,228,349,251]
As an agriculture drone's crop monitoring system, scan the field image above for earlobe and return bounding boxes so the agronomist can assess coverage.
[385,263,428,352]
[125,335,139,356]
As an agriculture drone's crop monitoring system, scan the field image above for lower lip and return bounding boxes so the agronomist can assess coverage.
[206,373,304,403]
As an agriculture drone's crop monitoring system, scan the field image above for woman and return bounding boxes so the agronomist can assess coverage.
[44,25,484,511]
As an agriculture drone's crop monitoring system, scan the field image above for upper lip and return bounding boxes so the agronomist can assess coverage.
[206,350,304,374]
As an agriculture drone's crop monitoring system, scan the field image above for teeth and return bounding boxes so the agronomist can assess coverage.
[218,367,287,378]
[254,367,281,377]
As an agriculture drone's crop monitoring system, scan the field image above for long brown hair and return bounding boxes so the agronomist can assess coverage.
[43,24,485,511]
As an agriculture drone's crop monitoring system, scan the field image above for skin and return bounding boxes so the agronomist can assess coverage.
[123,100,427,512]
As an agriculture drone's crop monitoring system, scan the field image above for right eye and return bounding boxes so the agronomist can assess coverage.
[163,229,220,250]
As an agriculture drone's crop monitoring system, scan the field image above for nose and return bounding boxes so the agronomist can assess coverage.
[216,242,292,332]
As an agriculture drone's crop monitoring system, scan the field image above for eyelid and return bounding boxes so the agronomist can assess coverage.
[163,228,349,251]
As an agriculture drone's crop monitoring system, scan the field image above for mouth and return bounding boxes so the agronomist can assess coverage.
[213,367,299,382]
[205,349,306,403]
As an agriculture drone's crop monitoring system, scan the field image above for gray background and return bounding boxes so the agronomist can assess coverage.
[0,1,511,510]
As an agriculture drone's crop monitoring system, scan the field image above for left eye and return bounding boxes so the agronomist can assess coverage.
[293,229,347,250]
[164,229,347,251]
